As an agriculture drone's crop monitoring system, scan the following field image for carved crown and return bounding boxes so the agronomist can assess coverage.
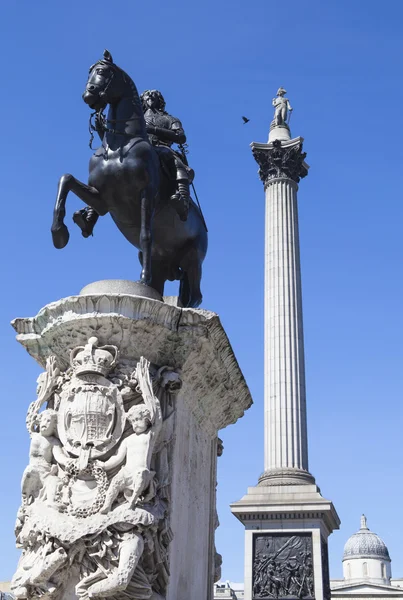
[70,337,118,377]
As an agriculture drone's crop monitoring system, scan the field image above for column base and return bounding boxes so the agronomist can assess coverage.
[268,124,291,143]
[258,467,316,486]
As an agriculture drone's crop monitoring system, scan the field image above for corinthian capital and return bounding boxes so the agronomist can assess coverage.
[252,139,308,186]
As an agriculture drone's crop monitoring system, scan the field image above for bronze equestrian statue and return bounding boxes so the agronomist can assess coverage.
[51,50,207,308]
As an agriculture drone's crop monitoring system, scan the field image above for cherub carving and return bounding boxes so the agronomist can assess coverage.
[39,464,69,511]
[21,409,62,505]
[100,357,162,513]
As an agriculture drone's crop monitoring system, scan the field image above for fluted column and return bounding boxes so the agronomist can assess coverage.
[265,177,307,470]
[231,129,340,600]
[252,137,313,485]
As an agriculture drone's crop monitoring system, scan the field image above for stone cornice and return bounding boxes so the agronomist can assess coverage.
[11,293,253,433]
[251,136,309,186]
[230,482,340,534]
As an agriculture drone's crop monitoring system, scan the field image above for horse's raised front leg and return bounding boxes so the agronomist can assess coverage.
[139,189,154,285]
[51,174,108,249]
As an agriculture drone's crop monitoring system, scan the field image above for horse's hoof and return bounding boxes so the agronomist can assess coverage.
[140,273,152,286]
[51,224,70,249]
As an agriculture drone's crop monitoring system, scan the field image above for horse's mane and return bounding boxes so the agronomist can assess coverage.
[89,59,142,110]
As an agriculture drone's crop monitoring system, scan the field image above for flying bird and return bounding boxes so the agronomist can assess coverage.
[242,116,250,124]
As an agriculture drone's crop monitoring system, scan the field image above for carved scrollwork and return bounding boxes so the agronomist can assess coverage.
[252,140,308,185]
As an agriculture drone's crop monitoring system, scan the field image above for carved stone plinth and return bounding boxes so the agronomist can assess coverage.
[11,287,252,600]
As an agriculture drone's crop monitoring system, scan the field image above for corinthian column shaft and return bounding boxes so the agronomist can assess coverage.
[252,136,313,485]
[265,177,307,473]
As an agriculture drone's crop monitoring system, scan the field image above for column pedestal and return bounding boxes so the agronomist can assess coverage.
[11,284,252,600]
[231,483,339,600]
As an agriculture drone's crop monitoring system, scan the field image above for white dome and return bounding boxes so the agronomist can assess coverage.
[342,516,392,586]
[343,515,390,561]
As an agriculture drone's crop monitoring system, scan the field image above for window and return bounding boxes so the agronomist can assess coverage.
[363,562,368,577]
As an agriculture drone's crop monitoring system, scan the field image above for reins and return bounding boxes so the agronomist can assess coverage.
[88,109,142,148]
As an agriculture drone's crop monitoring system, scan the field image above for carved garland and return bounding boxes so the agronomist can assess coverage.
[65,462,109,518]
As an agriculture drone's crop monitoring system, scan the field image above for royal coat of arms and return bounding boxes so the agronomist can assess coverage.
[57,337,125,469]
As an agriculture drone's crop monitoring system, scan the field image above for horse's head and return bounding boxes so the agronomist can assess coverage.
[83,50,128,110]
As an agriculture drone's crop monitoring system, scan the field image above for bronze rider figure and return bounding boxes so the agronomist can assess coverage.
[73,89,193,237]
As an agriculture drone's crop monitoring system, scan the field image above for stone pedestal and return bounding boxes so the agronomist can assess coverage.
[231,132,339,600]
[11,286,252,600]
[268,124,291,143]
[231,483,339,600]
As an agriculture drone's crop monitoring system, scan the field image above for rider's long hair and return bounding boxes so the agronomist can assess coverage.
[140,90,167,113]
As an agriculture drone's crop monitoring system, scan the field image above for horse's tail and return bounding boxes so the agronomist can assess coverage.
[179,272,190,308]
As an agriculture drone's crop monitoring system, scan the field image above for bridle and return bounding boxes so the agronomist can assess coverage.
[88,111,142,149]
[87,64,141,148]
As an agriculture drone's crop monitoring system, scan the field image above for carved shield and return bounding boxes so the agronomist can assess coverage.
[58,374,125,458]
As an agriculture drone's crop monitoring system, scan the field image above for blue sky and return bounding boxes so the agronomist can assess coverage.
[1,0,403,584]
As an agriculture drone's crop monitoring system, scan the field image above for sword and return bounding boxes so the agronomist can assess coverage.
[178,144,208,233]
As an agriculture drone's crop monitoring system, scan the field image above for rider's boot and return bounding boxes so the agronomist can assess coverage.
[73,207,99,238]
[170,181,190,221]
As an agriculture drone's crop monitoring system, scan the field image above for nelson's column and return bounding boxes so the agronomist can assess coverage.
[231,88,340,600]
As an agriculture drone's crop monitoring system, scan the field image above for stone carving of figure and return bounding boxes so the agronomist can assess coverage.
[21,409,61,505]
[75,530,146,600]
[100,357,163,513]
[12,542,68,600]
[272,87,293,127]
[39,465,68,511]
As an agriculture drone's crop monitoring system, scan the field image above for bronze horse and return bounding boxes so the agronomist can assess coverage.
[51,51,207,308]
